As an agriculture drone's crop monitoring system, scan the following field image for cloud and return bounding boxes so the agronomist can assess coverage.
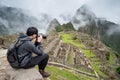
[0,0,120,24]
[86,0,120,24]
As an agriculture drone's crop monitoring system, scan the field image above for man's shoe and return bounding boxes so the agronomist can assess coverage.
[39,70,50,78]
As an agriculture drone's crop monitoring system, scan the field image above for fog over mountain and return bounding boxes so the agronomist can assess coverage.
[0,0,120,24]
[0,6,52,35]
[0,0,120,35]
[71,5,97,30]
[71,5,120,36]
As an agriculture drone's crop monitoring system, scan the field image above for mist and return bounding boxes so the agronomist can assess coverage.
[0,0,120,24]
[0,0,120,35]
[107,25,120,35]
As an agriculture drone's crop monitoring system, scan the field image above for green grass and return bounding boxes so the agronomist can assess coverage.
[109,52,116,65]
[91,62,107,77]
[36,65,80,80]
[36,65,98,80]
[46,65,80,80]
[67,53,74,64]
[82,49,95,58]
[46,65,98,80]
[77,74,98,80]
[59,32,95,58]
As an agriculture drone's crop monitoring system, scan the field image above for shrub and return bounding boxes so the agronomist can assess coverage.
[116,67,120,74]
[72,36,77,40]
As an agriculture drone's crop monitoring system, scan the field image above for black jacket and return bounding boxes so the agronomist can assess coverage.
[17,34,43,67]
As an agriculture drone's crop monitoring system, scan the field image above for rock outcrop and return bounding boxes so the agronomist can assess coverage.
[0,49,43,80]
[0,49,8,80]
[5,67,43,80]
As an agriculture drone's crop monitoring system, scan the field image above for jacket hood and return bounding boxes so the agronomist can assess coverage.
[18,34,32,41]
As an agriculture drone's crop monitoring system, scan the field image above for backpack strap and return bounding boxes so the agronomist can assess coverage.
[14,40,25,66]
[15,40,25,48]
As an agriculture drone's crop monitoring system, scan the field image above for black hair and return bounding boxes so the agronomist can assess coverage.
[26,27,38,36]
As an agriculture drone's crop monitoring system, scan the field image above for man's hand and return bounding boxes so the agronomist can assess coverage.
[37,35,43,42]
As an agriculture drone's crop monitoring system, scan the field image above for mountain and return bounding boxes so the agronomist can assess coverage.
[47,18,60,34]
[57,14,72,24]
[71,5,120,54]
[55,22,75,32]
[71,5,97,30]
[38,13,52,31]
[97,19,120,54]
[47,18,75,33]
[0,6,51,35]
[0,22,9,36]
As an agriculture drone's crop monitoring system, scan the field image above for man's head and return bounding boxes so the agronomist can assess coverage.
[26,27,38,39]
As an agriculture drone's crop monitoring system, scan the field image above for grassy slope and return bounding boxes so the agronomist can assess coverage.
[46,66,79,80]
[46,65,97,80]
[59,32,108,78]
[40,31,99,80]
[36,65,97,80]
[37,31,118,80]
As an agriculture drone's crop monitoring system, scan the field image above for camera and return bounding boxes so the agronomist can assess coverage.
[41,34,47,39]
[37,33,47,39]
[35,33,47,46]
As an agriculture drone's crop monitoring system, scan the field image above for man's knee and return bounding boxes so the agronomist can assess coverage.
[43,53,49,59]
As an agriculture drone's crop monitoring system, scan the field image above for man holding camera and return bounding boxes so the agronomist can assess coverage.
[17,27,50,78]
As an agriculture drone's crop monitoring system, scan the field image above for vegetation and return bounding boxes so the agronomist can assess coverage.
[67,52,74,64]
[46,65,98,80]
[98,21,120,54]
[108,51,116,65]
[101,34,120,54]
[59,32,108,77]
[46,65,80,80]
[59,32,95,58]
[116,67,120,74]
[78,20,120,54]
[34,30,120,79]
[55,22,75,32]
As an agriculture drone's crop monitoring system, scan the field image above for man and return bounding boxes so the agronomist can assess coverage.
[17,27,50,78]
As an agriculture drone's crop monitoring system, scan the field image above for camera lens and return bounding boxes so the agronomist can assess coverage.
[38,33,47,39]
[42,34,47,39]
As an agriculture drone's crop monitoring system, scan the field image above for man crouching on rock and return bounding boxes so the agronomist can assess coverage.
[17,27,50,78]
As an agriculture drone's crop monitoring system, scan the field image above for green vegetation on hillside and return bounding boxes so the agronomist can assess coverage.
[99,21,120,54]
[59,32,95,58]
[46,65,80,80]
[101,35,120,55]
[55,22,75,32]
[46,65,97,80]
[67,52,74,64]
[116,67,120,74]
[59,32,108,78]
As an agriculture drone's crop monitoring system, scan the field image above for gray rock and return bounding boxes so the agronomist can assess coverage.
[5,66,43,80]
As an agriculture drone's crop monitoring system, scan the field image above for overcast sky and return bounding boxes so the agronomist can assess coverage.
[0,0,120,24]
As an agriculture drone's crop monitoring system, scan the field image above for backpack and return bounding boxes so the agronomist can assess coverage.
[7,40,24,68]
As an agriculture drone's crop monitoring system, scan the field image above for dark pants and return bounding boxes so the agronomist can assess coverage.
[22,54,49,70]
